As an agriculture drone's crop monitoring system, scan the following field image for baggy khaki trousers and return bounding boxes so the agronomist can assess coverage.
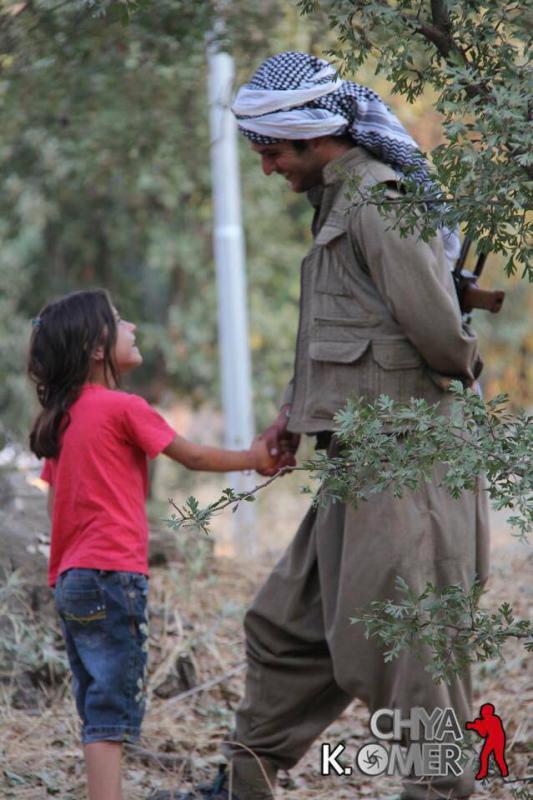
[223,460,490,800]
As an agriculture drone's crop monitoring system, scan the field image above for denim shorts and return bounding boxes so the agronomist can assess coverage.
[54,568,149,745]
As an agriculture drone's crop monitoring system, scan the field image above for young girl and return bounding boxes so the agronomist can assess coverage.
[28,288,275,800]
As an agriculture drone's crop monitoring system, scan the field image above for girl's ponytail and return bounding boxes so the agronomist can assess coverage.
[28,289,119,459]
[29,385,82,459]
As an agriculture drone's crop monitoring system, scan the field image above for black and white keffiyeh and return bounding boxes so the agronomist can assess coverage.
[232,52,459,260]
[232,52,429,182]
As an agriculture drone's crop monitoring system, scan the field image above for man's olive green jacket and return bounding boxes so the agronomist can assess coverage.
[283,147,481,433]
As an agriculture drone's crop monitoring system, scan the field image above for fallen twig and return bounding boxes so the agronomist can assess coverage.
[163,663,246,708]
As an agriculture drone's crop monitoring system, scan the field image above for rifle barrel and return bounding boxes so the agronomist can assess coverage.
[474,251,488,277]
[455,237,472,275]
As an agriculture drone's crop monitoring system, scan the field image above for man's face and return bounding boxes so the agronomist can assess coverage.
[251,141,325,192]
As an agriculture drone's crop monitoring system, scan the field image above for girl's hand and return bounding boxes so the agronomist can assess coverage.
[250,434,279,473]
[256,406,300,476]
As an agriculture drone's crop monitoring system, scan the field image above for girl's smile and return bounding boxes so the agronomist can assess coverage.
[113,310,143,372]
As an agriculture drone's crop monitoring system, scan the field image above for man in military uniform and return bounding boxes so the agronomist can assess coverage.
[158,52,489,800]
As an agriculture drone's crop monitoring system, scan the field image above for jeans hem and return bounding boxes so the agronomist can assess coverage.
[82,725,141,745]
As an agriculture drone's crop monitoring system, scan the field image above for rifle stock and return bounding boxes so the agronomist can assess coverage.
[453,240,505,314]
[461,283,505,314]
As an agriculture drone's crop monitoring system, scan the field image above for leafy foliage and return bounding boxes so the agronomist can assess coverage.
[166,386,532,675]
[331,382,532,540]
[351,577,532,684]
[166,476,278,537]
[299,0,532,276]
[169,384,532,540]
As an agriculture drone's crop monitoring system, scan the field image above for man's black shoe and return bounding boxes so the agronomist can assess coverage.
[148,765,240,800]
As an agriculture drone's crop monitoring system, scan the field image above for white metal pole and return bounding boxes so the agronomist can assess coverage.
[207,46,257,557]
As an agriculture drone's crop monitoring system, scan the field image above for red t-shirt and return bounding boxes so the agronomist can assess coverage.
[40,384,176,586]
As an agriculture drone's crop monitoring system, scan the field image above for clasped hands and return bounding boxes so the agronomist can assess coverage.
[252,405,301,477]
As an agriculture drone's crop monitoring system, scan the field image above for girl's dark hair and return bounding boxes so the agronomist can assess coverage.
[28,289,119,459]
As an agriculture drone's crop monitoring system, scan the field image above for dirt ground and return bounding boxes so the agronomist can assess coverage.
[0,457,531,800]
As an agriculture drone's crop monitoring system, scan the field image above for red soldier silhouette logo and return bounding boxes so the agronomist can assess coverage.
[466,703,509,779]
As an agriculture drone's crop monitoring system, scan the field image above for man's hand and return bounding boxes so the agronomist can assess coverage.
[249,434,278,474]
[258,405,301,477]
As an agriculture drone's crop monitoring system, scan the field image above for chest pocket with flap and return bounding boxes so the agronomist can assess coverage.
[309,338,371,364]
[313,213,356,297]
[372,340,423,370]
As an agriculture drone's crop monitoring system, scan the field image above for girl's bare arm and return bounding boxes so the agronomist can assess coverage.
[163,434,275,473]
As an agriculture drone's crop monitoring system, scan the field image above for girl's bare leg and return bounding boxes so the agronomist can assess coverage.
[84,741,122,800]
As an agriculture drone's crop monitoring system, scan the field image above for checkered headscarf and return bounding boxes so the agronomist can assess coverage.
[232,51,428,182]
[232,51,460,261]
